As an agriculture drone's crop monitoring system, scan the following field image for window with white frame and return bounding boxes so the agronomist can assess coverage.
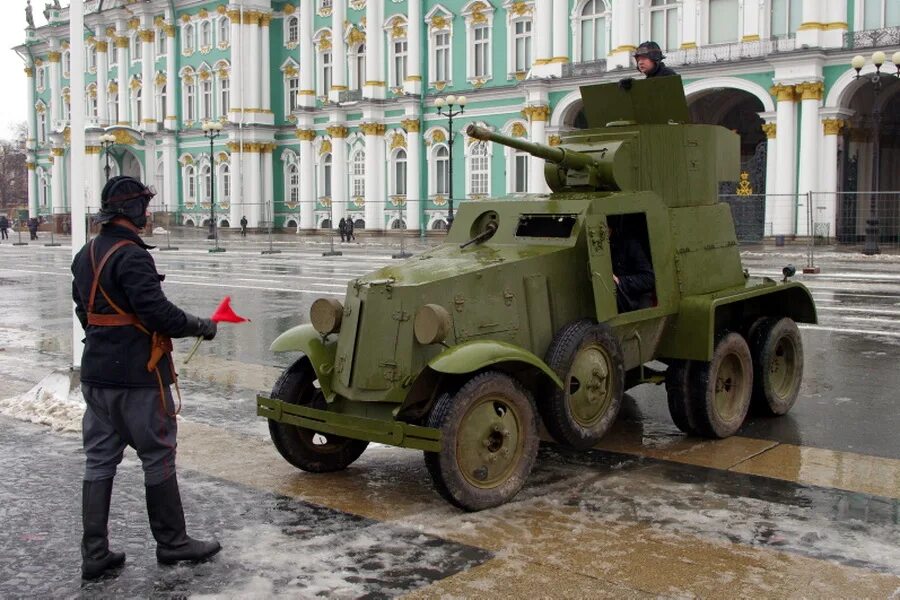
[153,159,165,212]
[287,75,300,113]
[157,84,166,123]
[708,0,739,43]
[184,164,196,201]
[200,73,213,120]
[321,153,332,198]
[37,105,47,142]
[286,16,299,44]
[434,144,449,195]
[649,0,679,50]
[286,162,300,204]
[472,25,491,78]
[769,0,801,37]
[200,162,212,203]
[157,29,167,55]
[134,86,142,125]
[87,85,98,118]
[87,45,97,71]
[351,150,365,197]
[200,21,212,48]
[350,44,366,90]
[38,169,49,207]
[392,39,408,87]
[433,31,450,82]
[579,0,608,62]
[468,141,489,196]
[108,88,119,123]
[61,87,71,121]
[512,19,532,73]
[320,51,332,95]
[393,149,407,195]
[132,35,142,61]
[37,66,46,90]
[183,23,195,53]
[219,76,230,116]
[183,73,196,121]
[862,0,900,28]
[220,163,231,204]
[63,50,71,77]
[218,17,230,45]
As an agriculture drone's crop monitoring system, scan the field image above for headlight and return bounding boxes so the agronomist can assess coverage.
[310,298,343,335]
[414,304,451,345]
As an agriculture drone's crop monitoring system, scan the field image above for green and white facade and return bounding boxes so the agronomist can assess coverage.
[16,0,900,238]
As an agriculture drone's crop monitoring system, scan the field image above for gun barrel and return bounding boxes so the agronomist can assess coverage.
[466,125,598,172]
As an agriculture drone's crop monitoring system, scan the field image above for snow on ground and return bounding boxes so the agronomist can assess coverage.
[0,370,84,433]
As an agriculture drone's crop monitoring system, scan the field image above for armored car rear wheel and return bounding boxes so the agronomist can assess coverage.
[689,333,753,438]
[665,359,700,435]
[542,319,624,449]
[749,317,803,416]
[424,371,539,511]
[268,358,369,473]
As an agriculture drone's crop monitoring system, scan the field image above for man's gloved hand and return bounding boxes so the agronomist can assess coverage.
[186,314,217,340]
[618,77,634,90]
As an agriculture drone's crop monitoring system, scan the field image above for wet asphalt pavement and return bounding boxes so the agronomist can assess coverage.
[0,232,898,597]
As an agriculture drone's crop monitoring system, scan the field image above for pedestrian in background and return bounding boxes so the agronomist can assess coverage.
[28,217,38,240]
[240,215,248,237]
[71,176,221,580]
[338,217,347,243]
[347,218,355,242]
[0,215,8,240]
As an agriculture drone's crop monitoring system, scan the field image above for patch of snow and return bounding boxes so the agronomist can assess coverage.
[0,370,84,433]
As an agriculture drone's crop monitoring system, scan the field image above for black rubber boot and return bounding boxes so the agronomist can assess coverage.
[146,476,221,565]
[81,479,126,580]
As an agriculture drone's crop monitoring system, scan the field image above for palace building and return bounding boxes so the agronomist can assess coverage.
[16,0,900,241]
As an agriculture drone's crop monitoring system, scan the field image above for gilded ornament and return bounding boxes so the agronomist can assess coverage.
[509,2,532,16]
[111,130,137,145]
[795,81,824,101]
[199,70,211,81]
[217,5,227,15]
[96,41,108,52]
[48,51,61,63]
[130,77,142,90]
[822,119,845,136]
[283,4,295,15]
[127,17,140,30]
[319,139,333,155]
[138,29,155,43]
[433,195,447,206]
[391,21,406,40]
[181,13,192,23]
[432,130,446,144]
[326,125,348,138]
[770,84,797,102]
[548,134,561,147]
[198,8,208,18]
[347,27,366,45]
[51,147,65,156]
[401,118,420,132]
[761,123,777,139]
[389,133,406,149]
[430,15,448,30]
[510,122,527,137]
[736,172,753,196]
[296,129,317,141]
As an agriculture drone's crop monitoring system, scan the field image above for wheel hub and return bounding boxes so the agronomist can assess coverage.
[567,345,612,426]
[458,399,522,488]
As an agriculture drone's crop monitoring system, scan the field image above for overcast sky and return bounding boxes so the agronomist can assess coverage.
[2,1,51,140]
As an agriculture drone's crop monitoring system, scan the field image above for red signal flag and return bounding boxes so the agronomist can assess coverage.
[210,296,250,323]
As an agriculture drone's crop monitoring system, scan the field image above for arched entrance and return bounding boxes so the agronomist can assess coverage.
[838,79,900,243]
[688,88,767,241]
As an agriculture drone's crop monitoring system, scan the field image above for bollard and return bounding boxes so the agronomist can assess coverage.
[775,234,785,247]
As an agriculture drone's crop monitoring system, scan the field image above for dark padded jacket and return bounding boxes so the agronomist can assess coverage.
[645,61,677,78]
[611,236,655,313]
[71,224,202,388]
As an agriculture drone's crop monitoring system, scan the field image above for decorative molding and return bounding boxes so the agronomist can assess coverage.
[761,123,777,138]
[769,84,797,103]
[296,129,316,141]
[509,1,532,16]
[138,29,155,43]
[111,130,138,145]
[401,118,420,133]
[326,125,348,138]
[48,51,61,63]
[521,105,549,122]
[389,133,407,149]
[431,130,446,144]
[736,172,753,196]
[510,122,527,137]
[823,119,845,136]
[319,140,333,155]
[548,134,561,147]
[795,81,824,101]
[96,40,109,52]
[51,147,65,157]
[360,122,386,136]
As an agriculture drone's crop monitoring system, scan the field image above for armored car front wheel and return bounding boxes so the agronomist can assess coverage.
[542,319,624,449]
[267,358,369,473]
[424,371,539,511]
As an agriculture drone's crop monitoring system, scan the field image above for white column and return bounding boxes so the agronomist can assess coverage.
[823,0,847,47]
[405,0,423,95]
[299,0,315,107]
[227,142,243,226]
[526,106,551,193]
[742,0,761,41]
[760,117,777,198]
[363,123,379,229]
[89,149,101,212]
[140,28,156,130]
[27,163,38,217]
[298,128,315,230]
[51,148,64,215]
[681,0,699,49]
[364,0,384,99]
[228,9,242,120]
[819,118,844,239]
[261,14,271,111]
[796,0,823,47]
[161,136,178,217]
[329,124,348,223]
[552,0,568,63]
[263,145,274,228]
[49,47,61,125]
[25,64,36,148]
[165,24,177,129]
[533,0,552,69]
[330,0,347,102]
[772,84,797,235]
[116,30,129,124]
[248,145,262,226]
[403,118,421,232]
[607,0,637,70]
[248,12,261,114]
[96,40,109,125]
[795,82,823,236]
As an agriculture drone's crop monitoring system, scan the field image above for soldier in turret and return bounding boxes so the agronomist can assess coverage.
[634,41,677,78]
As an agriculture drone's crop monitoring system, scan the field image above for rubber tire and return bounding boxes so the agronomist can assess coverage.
[665,359,699,435]
[424,371,539,511]
[749,317,803,416]
[688,333,754,439]
[267,358,369,473]
[541,319,624,449]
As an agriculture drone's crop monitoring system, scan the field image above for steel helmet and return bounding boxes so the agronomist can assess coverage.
[634,41,665,62]
[95,175,155,228]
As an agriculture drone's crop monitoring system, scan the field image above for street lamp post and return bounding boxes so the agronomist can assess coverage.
[434,94,467,228]
[851,51,900,256]
[99,133,116,182]
[202,120,225,252]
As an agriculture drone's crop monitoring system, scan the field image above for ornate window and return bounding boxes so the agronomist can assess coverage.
[434,31,451,83]
[63,50,71,76]
[350,44,366,91]
[87,45,97,72]
[463,1,494,81]
[511,18,532,73]
[200,21,212,48]
[513,149,529,192]
[286,16,300,45]
[577,0,609,62]
[157,28,167,55]
[472,25,491,78]
[351,149,365,197]
[200,161,212,203]
[504,123,530,193]
[219,163,231,205]
[157,83,166,124]
[320,153,332,199]
[649,0,679,50]
[181,68,196,122]
[184,164,196,202]
[286,162,300,204]
[467,139,490,196]
[392,39,408,88]
[708,0,739,44]
[199,68,213,120]
[282,59,301,114]
[131,34,142,62]
[219,76,230,116]
[218,17,230,46]
[392,148,407,196]
[38,168,50,208]
[133,85,143,126]
[87,84,98,118]
[61,87,71,121]
[108,85,119,124]
[433,144,449,195]
[769,0,801,37]
[36,102,48,142]
[862,0,900,29]
[183,23,195,54]
[36,66,46,91]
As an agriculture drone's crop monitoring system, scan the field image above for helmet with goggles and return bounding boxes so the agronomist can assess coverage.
[95,176,156,228]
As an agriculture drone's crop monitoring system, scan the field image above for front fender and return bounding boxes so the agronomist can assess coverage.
[428,340,564,390]
[269,324,337,398]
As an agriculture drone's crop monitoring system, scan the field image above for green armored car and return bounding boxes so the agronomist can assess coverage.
[257,77,816,511]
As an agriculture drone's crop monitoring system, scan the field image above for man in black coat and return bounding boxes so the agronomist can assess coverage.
[634,41,678,78]
[610,222,656,313]
[0,215,8,240]
[71,176,220,580]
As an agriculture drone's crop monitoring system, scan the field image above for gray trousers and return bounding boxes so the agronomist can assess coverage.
[82,384,178,486]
